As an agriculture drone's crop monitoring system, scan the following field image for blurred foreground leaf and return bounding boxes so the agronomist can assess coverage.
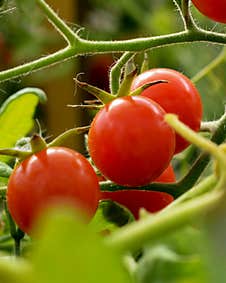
[31,206,131,283]
[134,226,208,283]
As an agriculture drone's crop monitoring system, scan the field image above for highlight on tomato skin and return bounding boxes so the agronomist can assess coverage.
[131,68,203,154]
[100,164,175,219]
[88,95,176,187]
[191,0,226,23]
[7,147,100,234]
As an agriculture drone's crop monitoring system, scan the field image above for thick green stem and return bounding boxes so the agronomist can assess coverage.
[105,189,223,253]
[110,52,135,95]
[0,29,225,83]
[181,0,197,30]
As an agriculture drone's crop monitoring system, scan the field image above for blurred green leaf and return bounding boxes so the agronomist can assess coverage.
[0,257,33,283]
[0,88,46,161]
[32,207,131,283]
[134,226,207,283]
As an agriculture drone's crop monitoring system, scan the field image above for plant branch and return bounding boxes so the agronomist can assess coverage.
[181,0,197,30]
[105,189,223,253]
[36,0,78,45]
[110,52,135,95]
[0,28,225,83]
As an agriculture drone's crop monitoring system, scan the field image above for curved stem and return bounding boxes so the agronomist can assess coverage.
[0,28,225,83]
[105,189,223,253]
[36,0,78,45]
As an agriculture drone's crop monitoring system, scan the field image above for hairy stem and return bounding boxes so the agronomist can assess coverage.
[36,0,78,45]
[110,52,135,95]
[0,29,225,83]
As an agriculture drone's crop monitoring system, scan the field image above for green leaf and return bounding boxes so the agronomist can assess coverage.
[90,200,135,234]
[0,88,46,161]
[0,257,33,283]
[134,226,207,283]
[32,207,131,283]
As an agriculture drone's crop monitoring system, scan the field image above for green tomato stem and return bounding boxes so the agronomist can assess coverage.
[165,114,224,165]
[0,29,225,83]
[48,126,90,147]
[105,189,223,253]
[181,0,197,30]
[110,52,135,95]
[36,0,79,45]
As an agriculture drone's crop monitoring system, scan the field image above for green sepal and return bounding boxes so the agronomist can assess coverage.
[74,78,115,104]
[116,70,137,98]
[48,126,90,147]
[130,80,168,96]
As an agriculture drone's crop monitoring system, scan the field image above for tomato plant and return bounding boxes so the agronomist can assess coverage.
[88,95,175,187]
[191,0,226,23]
[7,147,100,234]
[131,68,203,154]
[101,164,175,219]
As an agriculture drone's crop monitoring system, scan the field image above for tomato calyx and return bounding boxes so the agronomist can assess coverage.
[74,70,167,109]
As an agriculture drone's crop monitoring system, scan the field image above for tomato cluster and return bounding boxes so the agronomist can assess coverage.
[7,67,203,231]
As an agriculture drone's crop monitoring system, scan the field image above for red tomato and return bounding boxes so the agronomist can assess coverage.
[101,190,173,219]
[154,164,176,183]
[101,164,175,219]
[191,0,226,23]
[7,147,100,234]
[131,68,202,154]
[88,96,175,187]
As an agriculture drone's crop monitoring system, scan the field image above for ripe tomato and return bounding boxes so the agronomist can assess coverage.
[153,164,176,183]
[88,96,175,187]
[7,147,100,234]
[191,0,226,23]
[101,164,175,219]
[131,68,202,154]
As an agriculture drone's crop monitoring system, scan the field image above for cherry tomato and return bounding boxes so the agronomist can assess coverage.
[7,147,100,234]
[131,68,202,154]
[154,164,176,183]
[101,164,175,219]
[191,0,226,23]
[88,96,175,187]
[101,190,173,219]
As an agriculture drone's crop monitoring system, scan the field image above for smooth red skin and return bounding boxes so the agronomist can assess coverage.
[131,68,202,154]
[191,0,226,23]
[88,96,175,187]
[153,164,176,183]
[7,147,100,234]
